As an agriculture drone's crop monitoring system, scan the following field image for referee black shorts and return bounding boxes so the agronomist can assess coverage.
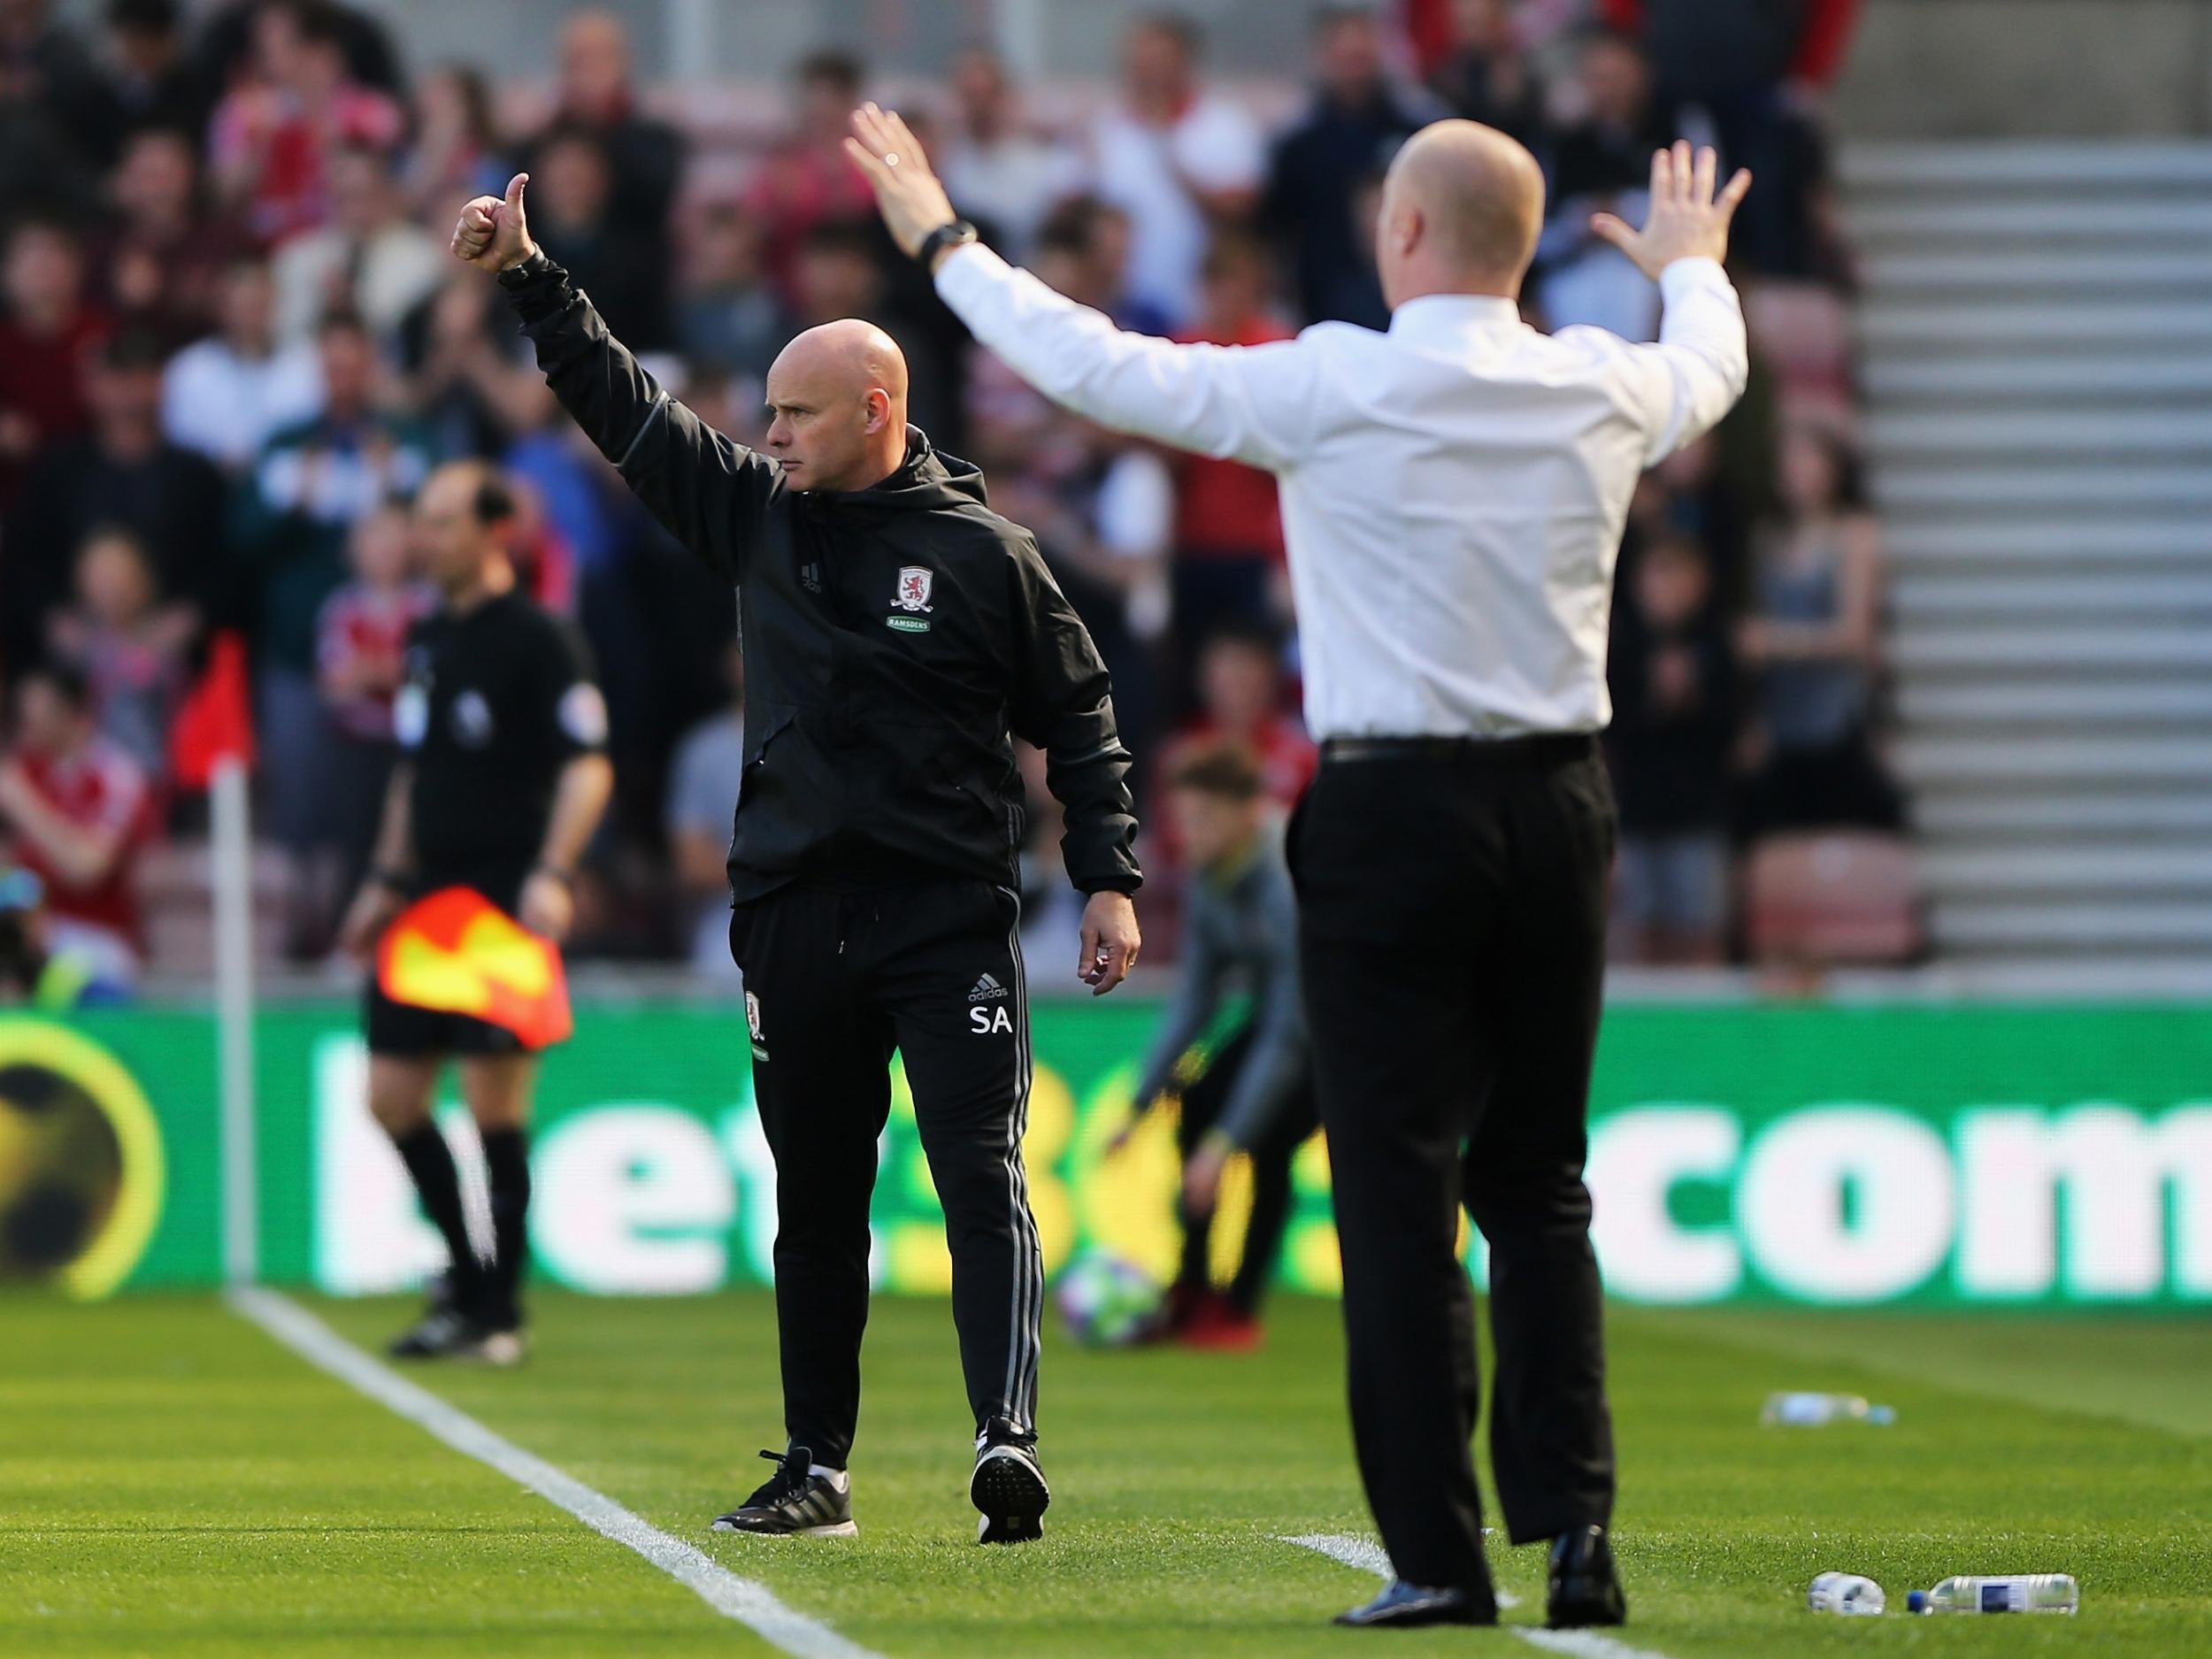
[362,977,529,1059]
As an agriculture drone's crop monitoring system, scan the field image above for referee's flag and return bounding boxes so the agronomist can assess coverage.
[376,887,572,1049]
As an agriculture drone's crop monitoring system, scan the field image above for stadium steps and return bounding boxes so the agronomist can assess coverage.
[1841,140,2212,970]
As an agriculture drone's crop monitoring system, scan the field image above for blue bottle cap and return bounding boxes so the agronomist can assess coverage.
[1907,1591,1926,1615]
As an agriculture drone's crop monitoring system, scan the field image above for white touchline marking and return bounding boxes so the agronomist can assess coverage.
[1282,1533,1678,1659]
[229,1287,884,1659]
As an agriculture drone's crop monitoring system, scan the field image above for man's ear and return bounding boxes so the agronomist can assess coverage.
[1396,204,1425,261]
[863,388,893,434]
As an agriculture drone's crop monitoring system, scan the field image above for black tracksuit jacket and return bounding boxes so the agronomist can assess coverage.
[498,253,1141,902]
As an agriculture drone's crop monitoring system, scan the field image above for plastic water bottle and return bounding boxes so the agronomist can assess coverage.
[1761,1392,1897,1426]
[1908,1575,2078,1616]
[1808,1572,1886,1615]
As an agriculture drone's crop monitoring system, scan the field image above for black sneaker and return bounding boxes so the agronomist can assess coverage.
[387,1306,524,1365]
[971,1417,1049,1544]
[710,1447,856,1537]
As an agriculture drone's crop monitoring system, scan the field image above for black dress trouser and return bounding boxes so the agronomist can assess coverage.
[729,877,1043,1468]
[1289,738,1618,1594]
[1171,1025,1317,1315]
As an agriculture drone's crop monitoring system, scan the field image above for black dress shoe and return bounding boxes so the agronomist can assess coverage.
[1548,1525,1627,1627]
[1334,1579,1498,1628]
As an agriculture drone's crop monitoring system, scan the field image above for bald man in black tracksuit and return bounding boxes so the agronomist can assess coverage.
[458,176,1141,1546]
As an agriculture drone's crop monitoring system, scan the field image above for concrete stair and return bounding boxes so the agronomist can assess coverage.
[1840,141,2212,969]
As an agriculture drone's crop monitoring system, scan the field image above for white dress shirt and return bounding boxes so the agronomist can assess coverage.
[935,247,1748,740]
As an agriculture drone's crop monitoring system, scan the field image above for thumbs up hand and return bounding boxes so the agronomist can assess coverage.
[451,172,537,272]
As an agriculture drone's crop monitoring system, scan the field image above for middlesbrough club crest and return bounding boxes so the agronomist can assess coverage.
[745,991,768,1062]
[894,566,933,612]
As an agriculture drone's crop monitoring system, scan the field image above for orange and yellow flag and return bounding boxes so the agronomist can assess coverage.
[376,887,572,1050]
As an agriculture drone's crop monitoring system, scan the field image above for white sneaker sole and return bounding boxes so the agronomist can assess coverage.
[710,1518,858,1538]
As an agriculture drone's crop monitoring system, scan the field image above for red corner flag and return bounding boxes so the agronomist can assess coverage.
[377,887,573,1050]
[170,630,257,788]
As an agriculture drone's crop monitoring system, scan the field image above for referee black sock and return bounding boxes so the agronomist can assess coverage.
[391,1120,480,1302]
[479,1125,532,1331]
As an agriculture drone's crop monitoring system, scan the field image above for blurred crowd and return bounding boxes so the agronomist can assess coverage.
[0,0,1909,993]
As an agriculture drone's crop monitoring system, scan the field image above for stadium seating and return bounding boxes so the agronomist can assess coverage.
[141,838,293,976]
[1846,141,2212,972]
[1743,830,1923,970]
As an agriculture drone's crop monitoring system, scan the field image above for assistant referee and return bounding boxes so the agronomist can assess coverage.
[338,460,613,1365]
[450,173,1142,1546]
[850,109,1750,1625]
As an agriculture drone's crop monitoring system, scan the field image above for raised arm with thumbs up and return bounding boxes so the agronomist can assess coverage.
[450,172,537,273]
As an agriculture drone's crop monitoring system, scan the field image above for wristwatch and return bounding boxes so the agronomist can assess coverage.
[915,219,979,270]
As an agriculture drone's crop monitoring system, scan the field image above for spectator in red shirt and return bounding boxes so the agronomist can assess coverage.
[1171,620,1317,816]
[45,525,194,784]
[0,659,155,987]
[1169,230,1294,695]
[743,50,879,304]
[315,498,428,743]
[0,215,108,511]
[313,498,433,928]
[207,0,406,245]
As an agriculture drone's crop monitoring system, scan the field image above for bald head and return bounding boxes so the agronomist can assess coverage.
[773,319,909,407]
[1377,119,1547,308]
[764,319,912,493]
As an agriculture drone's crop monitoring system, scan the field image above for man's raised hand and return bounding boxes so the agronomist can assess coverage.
[451,171,536,272]
[844,103,958,263]
[1590,142,1752,281]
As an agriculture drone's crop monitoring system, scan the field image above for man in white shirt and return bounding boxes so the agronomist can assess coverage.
[1085,15,1263,329]
[938,47,1084,260]
[849,104,1749,1631]
[162,255,324,472]
[272,141,445,349]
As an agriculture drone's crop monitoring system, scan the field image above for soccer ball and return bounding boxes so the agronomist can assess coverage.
[1054,1249,1163,1348]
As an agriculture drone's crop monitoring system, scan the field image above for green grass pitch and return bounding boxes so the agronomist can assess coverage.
[3,1290,2208,1657]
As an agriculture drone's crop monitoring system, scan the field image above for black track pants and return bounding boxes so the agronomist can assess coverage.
[731,878,1042,1468]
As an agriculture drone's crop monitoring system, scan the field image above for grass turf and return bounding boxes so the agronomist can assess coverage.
[2,1290,2207,1658]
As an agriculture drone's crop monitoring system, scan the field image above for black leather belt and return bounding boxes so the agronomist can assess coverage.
[1319,733,1595,767]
